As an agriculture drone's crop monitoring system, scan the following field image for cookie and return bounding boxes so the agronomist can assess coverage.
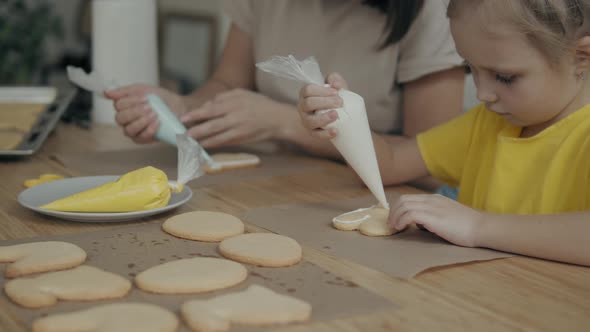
[181,284,312,332]
[0,241,86,278]
[205,153,261,174]
[135,257,247,294]
[4,265,131,308]
[162,211,245,242]
[32,302,179,332]
[333,206,398,237]
[219,233,302,267]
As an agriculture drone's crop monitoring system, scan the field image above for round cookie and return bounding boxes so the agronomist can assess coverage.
[219,233,302,267]
[32,302,178,332]
[0,241,86,278]
[5,265,131,308]
[135,257,247,294]
[162,211,245,242]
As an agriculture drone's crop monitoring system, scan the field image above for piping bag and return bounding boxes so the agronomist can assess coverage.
[256,55,389,209]
[41,67,215,213]
[66,66,216,166]
[41,134,206,212]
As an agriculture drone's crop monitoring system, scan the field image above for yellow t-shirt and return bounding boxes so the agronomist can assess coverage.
[417,103,590,214]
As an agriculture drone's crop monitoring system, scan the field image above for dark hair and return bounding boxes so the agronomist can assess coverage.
[363,0,425,49]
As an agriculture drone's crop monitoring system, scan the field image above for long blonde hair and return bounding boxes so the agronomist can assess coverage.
[447,0,590,64]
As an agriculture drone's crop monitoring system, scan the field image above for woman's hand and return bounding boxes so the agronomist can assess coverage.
[179,89,289,148]
[388,194,485,247]
[105,84,187,144]
[297,72,348,139]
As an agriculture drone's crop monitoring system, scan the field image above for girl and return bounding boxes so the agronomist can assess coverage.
[298,0,590,266]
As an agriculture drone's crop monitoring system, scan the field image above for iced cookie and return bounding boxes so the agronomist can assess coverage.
[32,302,179,332]
[0,241,86,278]
[333,206,399,237]
[181,284,312,332]
[162,211,245,242]
[219,233,302,267]
[4,265,131,308]
[135,257,247,294]
[205,153,261,174]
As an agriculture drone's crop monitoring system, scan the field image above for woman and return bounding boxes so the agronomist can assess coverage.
[106,0,465,162]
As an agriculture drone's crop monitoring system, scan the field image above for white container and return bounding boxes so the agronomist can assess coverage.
[91,0,159,124]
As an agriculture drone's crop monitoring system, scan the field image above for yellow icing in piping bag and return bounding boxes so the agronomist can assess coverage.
[41,134,206,213]
[41,167,172,212]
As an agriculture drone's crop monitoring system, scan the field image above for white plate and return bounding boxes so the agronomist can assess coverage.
[18,176,192,222]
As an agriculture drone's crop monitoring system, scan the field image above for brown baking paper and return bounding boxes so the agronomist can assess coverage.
[0,221,396,331]
[242,192,513,279]
[53,145,323,188]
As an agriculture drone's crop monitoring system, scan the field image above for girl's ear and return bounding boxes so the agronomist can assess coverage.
[575,36,590,74]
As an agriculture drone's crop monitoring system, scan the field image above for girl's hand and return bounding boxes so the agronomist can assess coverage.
[179,89,288,148]
[297,72,349,140]
[388,194,485,247]
[105,84,187,144]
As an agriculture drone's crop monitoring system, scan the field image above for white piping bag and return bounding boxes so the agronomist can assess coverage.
[66,66,217,168]
[256,55,389,208]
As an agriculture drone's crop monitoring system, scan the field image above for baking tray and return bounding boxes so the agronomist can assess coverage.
[0,86,76,158]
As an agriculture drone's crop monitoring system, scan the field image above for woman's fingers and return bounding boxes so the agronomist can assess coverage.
[123,112,156,138]
[104,84,151,100]
[115,104,151,126]
[114,95,146,112]
[134,116,159,143]
[186,116,234,141]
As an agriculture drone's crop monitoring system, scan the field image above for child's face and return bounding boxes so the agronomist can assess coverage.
[450,12,582,131]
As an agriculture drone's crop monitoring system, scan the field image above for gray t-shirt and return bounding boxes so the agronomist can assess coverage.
[224,0,463,133]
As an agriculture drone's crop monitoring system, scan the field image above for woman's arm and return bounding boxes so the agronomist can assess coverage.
[182,24,256,111]
[401,67,465,190]
[402,67,465,136]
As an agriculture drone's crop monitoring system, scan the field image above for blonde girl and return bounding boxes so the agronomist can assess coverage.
[298,0,590,266]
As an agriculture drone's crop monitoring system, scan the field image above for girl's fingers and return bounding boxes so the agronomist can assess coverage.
[299,84,339,99]
[326,72,349,90]
[303,110,338,130]
[300,96,343,114]
[311,127,337,140]
[394,209,430,231]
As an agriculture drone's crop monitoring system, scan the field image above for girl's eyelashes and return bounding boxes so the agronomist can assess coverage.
[495,74,515,85]
[462,59,516,85]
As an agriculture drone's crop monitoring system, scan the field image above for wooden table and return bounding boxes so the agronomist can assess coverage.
[1,124,589,332]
